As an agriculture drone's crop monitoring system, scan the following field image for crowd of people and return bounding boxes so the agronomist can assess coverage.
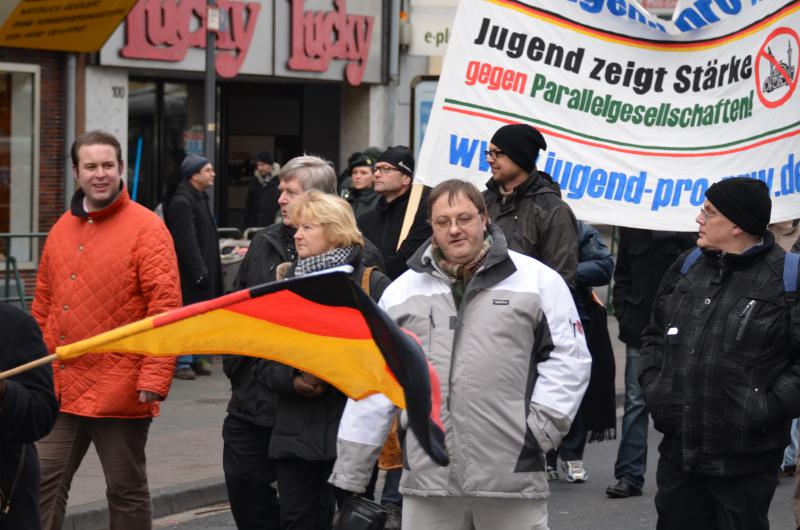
[1,126,799,530]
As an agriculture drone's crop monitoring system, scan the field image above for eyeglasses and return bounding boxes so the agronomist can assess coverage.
[483,149,506,160]
[432,213,480,230]
[374,166,399,175]
[699,206,721,222]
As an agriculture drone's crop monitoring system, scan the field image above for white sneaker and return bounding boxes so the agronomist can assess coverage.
[546,464,559,481]
[561,460,588,483]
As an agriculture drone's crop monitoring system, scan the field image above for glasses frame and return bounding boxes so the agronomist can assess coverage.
[699,206,721,222]
[431,213,482,231]
[483,149,506,160]
[374,165,399,175]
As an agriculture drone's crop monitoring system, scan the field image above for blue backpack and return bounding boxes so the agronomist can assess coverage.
[680,247,800,294]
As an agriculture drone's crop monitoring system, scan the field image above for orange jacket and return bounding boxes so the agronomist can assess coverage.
[32,188,182,418]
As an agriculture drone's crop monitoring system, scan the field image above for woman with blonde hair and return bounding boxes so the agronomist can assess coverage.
[268,190,391,529]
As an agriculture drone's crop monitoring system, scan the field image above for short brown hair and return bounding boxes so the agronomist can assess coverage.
[71,130,123,167]
[427,179,487,220]
[288,190,364,249]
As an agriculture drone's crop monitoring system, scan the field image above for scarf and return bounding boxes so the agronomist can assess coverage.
[432,235,492,307]
[294,245,357,277]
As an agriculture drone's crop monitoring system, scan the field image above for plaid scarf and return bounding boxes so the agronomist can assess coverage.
[432,235,492,281]
[432,235,492,307]
[294,245,357,277]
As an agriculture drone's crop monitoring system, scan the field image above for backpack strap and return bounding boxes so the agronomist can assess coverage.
[680,247,703,275]
[361,266,376,297]
[784,252,799,293]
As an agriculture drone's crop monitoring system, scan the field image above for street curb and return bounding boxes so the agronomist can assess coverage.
[61,393,628,529]
[62,476,228,530]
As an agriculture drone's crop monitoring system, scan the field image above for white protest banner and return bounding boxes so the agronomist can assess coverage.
[415,0,800,230]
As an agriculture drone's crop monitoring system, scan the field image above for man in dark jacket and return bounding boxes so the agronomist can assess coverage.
[482,124,579,289]
[0,303,58,530]
[223,155,384,530]
[606,228,695,499]
[357,146,432,280]
[640,177,800,530]
[166,153,222,379]
[245,150,280,229]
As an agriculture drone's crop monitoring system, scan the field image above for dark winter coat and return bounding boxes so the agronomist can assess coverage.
[639,232,800,475]
[357,187,432,280]
[267,253,391,461]
[793,234,800,254]
[344,187,380,219]
[575,221,614,317]
[165,180,222,304]
[0,304,58,530]
[224,223,385,427]
[244,173,280,229]
[574,222,616,440]
[483,172,579,288]
[613,228,696,348]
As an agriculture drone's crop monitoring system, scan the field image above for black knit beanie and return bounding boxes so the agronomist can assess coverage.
[181,153,210,180]
[705,177,771,236]
[256,150,273,165]
[490,124,547,174]
[377,146,415,178]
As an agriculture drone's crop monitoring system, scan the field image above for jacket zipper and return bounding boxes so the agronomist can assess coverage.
[428,308,435,352]
[736,300,756,341]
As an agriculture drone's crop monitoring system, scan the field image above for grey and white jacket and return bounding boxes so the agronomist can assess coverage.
[330,225,591,499]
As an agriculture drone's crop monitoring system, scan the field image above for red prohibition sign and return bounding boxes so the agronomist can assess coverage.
[755,26,799,109]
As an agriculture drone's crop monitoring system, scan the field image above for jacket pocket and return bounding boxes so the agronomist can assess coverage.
[722,295,786,361]
[721,365,768,431]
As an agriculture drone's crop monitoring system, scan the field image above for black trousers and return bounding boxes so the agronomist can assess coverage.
[222,414,281,530]
[655,455,778,530]
[275,458,336,530]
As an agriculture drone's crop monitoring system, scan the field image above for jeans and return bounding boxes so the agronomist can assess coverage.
[557,408,587,461]
[613,345,649,489]
[365,466,403,507]
[176,355,193,367]
[783,418,799,470]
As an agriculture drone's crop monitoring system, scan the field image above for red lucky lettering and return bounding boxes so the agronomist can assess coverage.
[120,0,261,78]
[287,0,374,86]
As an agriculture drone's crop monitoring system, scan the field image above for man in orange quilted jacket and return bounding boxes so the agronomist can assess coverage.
[32,130,182,530]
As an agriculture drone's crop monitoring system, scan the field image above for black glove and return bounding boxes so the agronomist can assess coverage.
[334,491,388,530]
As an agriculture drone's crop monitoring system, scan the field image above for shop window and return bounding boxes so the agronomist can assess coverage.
[128,80,158,208]
[164,82,205,188]
[0,63,39,266]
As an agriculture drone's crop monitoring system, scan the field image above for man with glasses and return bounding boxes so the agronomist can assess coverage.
[332,179,591,530]
[357,145,432,279]
[482,124,578,289]
[640,177,800,530]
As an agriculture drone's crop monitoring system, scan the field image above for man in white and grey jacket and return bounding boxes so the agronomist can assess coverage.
[330,179,591,530]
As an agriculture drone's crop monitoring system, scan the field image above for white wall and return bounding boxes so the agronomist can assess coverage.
[84,66,129,170]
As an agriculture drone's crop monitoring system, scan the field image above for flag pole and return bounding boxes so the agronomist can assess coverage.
[397,183,424,251]
[0,354,58,380]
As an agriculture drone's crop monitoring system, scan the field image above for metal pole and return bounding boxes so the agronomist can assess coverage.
[204,1,219,214]
[65,53,76,210]
[204,1,217,166]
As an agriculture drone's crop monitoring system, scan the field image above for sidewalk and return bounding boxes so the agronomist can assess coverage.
[63,359,232,530]
[64,321,630,530]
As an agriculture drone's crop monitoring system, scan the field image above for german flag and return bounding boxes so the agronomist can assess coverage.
[55,268,449,466]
